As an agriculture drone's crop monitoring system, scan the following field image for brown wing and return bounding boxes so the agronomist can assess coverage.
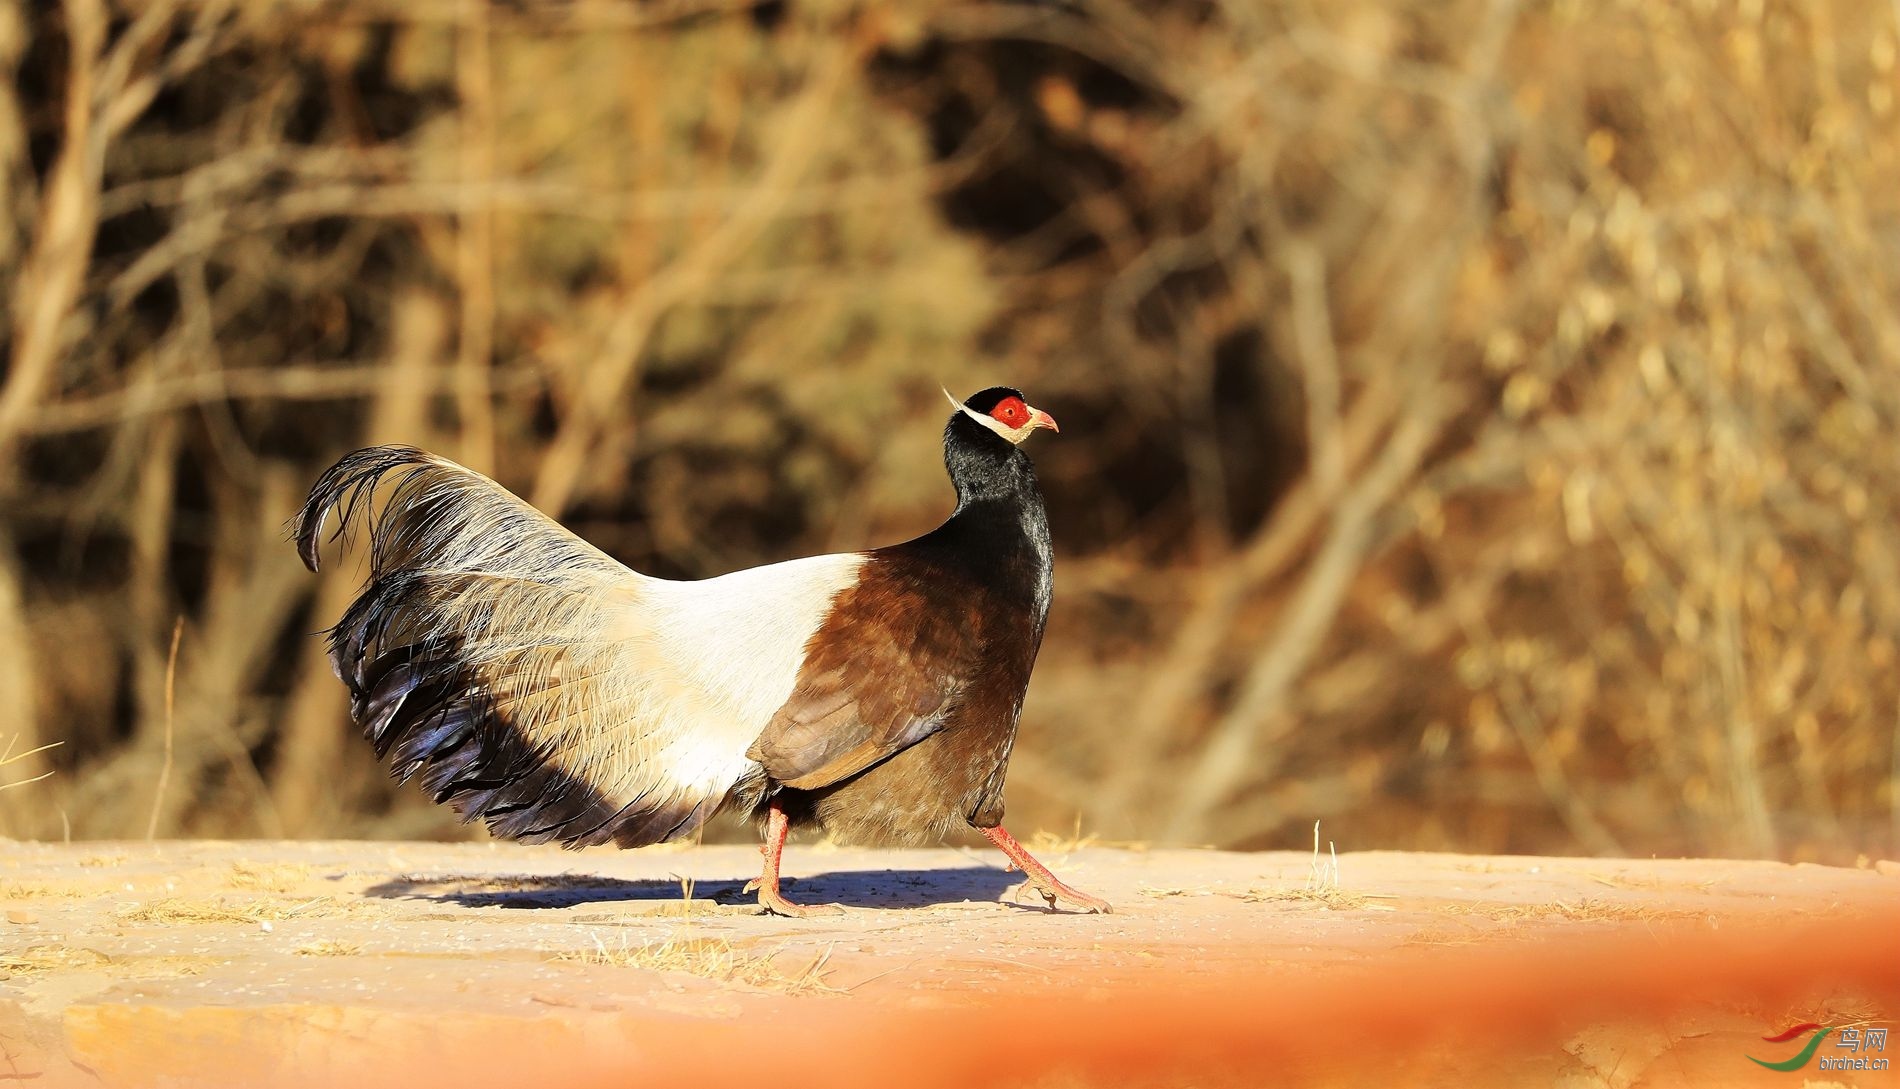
[748,557,980,790]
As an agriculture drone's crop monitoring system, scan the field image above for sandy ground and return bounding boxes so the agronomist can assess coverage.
[1,839,1896,1088]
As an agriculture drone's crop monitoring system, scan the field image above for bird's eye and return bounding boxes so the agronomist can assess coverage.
[994,398,1026,423]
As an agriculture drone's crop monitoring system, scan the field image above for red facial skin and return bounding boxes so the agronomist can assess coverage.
[990,397,1059,433]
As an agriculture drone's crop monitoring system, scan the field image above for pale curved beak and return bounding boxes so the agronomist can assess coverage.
[1027,405,1060,433]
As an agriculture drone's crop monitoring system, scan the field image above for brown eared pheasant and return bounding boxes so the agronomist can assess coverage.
[293,386,1109,916]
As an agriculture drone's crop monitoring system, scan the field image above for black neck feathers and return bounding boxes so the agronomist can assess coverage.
[943,410,1038,510]
[927,408,1054,628]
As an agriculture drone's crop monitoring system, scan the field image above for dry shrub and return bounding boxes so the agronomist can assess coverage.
[0,0,1894,862]
[0,0,996,838]
[555,928,841,995]
[1008,0,1900,860]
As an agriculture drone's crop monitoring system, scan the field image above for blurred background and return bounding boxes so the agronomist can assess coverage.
[1,0,1896,863]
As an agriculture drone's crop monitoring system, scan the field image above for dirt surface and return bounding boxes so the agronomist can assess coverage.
[2,840,1896,1088]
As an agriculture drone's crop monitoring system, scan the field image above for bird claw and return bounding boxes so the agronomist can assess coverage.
[748,871,841,917]
[756,891,845,919]
[1018,876,1113,915]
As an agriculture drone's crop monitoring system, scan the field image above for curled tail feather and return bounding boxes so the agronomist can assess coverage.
[292,445,729,848]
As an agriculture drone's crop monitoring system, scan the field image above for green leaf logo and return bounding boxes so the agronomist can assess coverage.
[1748,1024,1832,1071]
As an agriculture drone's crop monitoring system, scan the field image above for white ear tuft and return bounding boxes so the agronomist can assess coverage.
[941,386,963,410]
[941,385,1033,443]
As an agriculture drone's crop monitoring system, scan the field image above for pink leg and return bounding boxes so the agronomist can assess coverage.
[981,825,1113,914]
[751,801,842,918]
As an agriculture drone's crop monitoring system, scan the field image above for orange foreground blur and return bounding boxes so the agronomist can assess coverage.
[67,906,1897,1089]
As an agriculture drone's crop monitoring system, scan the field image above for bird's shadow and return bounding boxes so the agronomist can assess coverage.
[361,865,1029,911]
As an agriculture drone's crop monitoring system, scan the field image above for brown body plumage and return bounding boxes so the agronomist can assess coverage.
[294,387,1107,914]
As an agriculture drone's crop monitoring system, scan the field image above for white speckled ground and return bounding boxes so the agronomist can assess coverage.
[2,841,1895,1088]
